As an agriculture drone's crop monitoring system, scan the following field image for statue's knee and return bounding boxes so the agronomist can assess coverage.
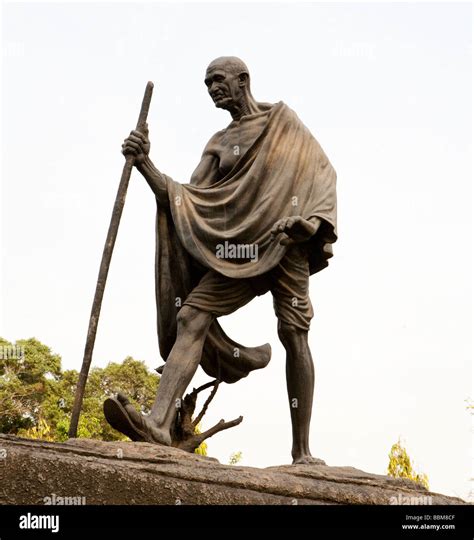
[176,306,211,334]
[277,321,301,347]
[176,305,198,328]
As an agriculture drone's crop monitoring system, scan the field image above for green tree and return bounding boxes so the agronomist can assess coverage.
[0,337,159,441]
[32,356,160,442]
[2,337,207,455]
[387,438,429,490]
[0,337,61,433]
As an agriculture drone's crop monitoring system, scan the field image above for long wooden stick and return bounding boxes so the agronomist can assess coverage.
[69,82,154,438]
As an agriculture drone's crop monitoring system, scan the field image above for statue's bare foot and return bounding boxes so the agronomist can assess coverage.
[292,454,326,466]
[148,424,172,446]
[103,392,171,446]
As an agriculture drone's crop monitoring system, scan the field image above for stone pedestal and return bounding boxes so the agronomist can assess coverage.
[0,434,465,505]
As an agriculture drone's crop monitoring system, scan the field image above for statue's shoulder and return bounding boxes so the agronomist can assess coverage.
[202,128,227,155]
[257,102,275,113]
[202,102,278,155]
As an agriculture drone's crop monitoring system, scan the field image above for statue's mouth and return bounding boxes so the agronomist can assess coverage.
[212,93,226,102]
[213,95,232,108]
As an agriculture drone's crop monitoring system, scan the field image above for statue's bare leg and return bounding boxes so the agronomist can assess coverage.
[278,321,325,465]
[146,305,214,444]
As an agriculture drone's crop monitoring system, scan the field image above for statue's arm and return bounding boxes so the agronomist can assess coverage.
[190,153,220,186]
[136,156,169,207]
[123,127,221,202]
[189,132,222,186]
[122,125,169,207]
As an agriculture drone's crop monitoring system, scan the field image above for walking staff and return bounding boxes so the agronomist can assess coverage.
[69,82,154,438]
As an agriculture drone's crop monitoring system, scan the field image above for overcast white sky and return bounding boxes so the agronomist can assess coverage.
[1,1,472,500]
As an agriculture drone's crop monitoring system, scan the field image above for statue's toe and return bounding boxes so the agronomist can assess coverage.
[103,396,147,442]
[116,392,130,406]
[115,393,144,425]
[104,394,171,447]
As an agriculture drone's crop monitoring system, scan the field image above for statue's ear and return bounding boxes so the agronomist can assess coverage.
[238,72,249,87]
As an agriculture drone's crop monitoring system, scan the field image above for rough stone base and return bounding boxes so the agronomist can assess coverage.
[0,434,465,505]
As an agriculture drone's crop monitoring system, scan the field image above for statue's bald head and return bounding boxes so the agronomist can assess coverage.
[206,56,250,79]
[205,56,254,113]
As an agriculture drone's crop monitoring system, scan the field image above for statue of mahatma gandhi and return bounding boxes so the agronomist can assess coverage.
[104,57,337,464]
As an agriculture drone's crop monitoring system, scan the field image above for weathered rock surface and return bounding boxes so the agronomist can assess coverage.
[0,434,465,505]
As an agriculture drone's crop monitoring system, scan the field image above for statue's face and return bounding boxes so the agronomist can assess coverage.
[205,64,242,110]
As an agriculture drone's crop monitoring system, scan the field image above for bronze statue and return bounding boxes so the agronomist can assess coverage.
[104,57,337,464]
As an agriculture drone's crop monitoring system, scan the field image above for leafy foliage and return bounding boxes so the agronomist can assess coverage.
[193,423,208,456]
[0,337,61,433]
[229,451,242,465]
[387,438,429,490]
[1,337,208,456]
[18,417,56,441]
[0,338,159,442]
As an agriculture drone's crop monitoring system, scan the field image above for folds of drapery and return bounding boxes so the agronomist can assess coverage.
[155,102,337,383]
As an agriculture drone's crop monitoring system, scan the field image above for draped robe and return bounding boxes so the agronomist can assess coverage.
[155,102,337,383]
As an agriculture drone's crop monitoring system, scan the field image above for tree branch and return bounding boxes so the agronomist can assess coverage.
[192,380,219,427]
[196,416,243,442]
